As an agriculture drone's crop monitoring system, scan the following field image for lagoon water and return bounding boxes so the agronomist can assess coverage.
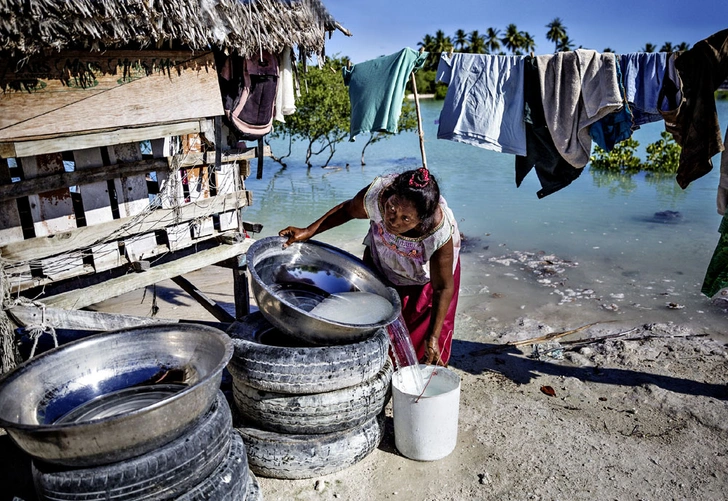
[243,99,728,337]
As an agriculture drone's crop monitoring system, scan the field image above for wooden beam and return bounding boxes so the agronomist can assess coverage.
[0,190,252,263]
[7,305,176,331]
[0,158,169,202]
[176,145,270,169]
[0,121,203,159]
[171,275,236,323]
[40,239,254,310]
[0,51,223,147]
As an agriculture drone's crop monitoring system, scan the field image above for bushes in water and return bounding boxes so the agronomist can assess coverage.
[589,131,681,174]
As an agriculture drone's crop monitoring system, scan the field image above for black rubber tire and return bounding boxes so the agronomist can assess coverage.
[227,311,389,394]
[174,430,249,501]
[245,469,262,501]
[32,392,232,501]
[233,359,392,434]
[236,413,385,480]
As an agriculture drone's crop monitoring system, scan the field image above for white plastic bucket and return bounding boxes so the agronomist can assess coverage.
[391,364,460,461]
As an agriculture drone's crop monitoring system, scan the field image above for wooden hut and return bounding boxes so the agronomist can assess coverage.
[0,0,346,372]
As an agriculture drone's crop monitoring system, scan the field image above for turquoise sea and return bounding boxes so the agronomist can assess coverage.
[243,99,728,335]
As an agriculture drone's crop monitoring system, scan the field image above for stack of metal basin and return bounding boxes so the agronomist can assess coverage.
[0,323,233,467]
[246,236,401,344]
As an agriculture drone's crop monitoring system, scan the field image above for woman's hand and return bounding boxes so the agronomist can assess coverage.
[422,336,445,366]
[278,226,314,247]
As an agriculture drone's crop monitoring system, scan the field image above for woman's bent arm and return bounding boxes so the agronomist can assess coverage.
[279,186,369,246]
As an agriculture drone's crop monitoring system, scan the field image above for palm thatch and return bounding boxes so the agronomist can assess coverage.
[0,0,343,60]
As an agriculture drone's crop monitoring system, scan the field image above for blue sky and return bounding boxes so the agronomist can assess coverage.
[322,0,728,62]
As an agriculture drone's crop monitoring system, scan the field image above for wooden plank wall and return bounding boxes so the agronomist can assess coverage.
[0,128,257,295]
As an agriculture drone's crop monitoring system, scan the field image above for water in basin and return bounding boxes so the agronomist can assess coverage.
[310,291,394,324]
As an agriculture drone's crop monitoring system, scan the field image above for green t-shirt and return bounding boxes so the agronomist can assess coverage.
[343,48,428,141]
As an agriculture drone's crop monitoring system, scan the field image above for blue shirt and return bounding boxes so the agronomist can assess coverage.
[436,53,526,155]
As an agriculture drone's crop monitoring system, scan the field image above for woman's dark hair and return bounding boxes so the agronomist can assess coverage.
[383,167,440,230]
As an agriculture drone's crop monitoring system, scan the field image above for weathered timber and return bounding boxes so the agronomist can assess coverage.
[176,146,268,171]
[0,52,222,146]
[40,239,254,310]
[8,305,175,331]
[0,121,203,159]
[0,158,169,202]
[170,275,236,323]
[0,190,252,263]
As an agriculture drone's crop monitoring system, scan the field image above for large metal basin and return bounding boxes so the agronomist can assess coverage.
[247,237,401,344]
[0,323,233,467]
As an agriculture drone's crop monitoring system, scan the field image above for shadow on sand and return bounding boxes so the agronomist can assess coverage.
[449,339,728,401]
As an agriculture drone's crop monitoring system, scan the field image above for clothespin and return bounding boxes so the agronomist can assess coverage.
[347,60,352,70]
[449,47,454,57]
[419,47,425,54]
[530,51,535,58]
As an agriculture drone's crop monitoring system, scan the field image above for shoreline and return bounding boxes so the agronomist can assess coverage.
[5,236,725,500]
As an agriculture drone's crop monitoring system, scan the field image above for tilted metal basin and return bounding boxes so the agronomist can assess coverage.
[247,237,401,344]
[0,323,233,467]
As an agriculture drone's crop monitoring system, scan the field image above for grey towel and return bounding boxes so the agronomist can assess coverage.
[537,50,623,168]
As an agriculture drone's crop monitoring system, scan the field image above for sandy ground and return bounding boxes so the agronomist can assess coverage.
[3,245,727,501]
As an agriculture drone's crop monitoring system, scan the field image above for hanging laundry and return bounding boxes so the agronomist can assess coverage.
[658,29,728,189]
[516,56,583,198]
[343,48,428,141]
[717,128,728,215]
[217,50,279,139]
[436,53,527,155]
[274,47,298,123]
[536,50,623,168]
[589,56,633,151]
[619,52,670,128]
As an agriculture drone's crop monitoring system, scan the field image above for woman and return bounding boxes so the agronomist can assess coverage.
[279,167,461,366]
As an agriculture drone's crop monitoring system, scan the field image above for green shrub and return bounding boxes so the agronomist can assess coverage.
[589,133,681,175]
[589,138,642,173]
[643,131,681,174]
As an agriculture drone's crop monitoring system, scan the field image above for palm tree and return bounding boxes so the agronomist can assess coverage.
[454,29,467,51]
[485,27,501,54]
[545,18,567,53]
[557,36,575,52]
[603,47,614,53]
[501,24,523,54]
[468,30,486,54]
[676,42,691,51]
[641,43,656,53]
[418,34,434,53]
[432,30,454,54]
[660,42,674,52]
[521,31,536,54]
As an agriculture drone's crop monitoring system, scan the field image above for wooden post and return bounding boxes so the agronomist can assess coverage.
[410,70,428,170]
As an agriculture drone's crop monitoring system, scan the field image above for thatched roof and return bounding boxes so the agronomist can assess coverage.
[0,0,344,59]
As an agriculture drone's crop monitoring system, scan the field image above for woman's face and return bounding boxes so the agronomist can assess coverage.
[383,194,421,235]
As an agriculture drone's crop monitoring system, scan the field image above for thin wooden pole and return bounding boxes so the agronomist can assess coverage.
[410,71,428,170]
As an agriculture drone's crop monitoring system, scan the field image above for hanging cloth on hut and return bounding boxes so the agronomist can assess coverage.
[536,49,623,168]
[217,50,279,139]
[274,47,298,123]
[343,48,428,141]
[658,28,728,189]
[436,53,527,155]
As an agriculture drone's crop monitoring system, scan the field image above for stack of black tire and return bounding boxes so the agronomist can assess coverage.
[31,392,263,501]
[227,311,392,480]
